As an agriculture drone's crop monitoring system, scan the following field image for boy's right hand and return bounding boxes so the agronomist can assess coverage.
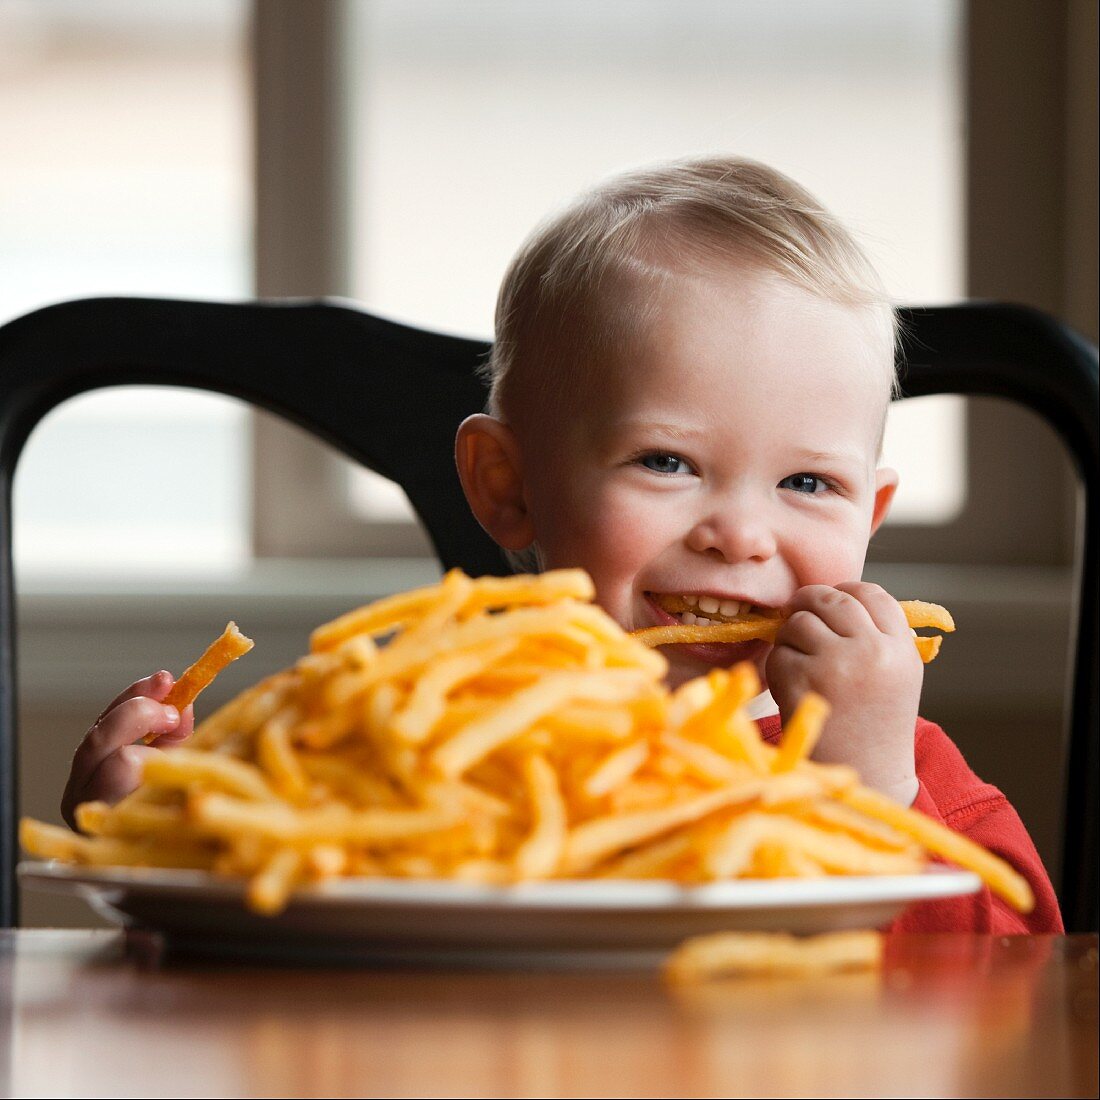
[61,670,194,830]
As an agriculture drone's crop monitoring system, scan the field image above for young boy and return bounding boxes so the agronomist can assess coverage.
[65,157,1061,933]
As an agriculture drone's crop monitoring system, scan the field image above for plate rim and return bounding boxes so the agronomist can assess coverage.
[18,858,983,911]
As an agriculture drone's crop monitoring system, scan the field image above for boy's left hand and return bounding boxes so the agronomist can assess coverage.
[764,582,923,806]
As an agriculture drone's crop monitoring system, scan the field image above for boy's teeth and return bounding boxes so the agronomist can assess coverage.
[655,592,763,622]
[680,611,720,626]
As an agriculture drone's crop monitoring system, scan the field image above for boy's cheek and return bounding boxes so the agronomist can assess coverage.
[537,493,657,623]
[539,487,650,567]
[786,526,873,590]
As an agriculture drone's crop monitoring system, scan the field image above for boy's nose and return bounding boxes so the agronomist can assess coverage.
[685,509,777,564]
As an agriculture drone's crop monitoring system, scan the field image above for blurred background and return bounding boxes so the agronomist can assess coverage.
[3,0,1095,924]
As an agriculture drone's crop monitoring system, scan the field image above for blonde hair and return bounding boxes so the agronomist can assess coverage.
[483,155,898,425]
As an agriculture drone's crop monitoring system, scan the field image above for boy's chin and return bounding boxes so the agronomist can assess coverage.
[663,640,771,689]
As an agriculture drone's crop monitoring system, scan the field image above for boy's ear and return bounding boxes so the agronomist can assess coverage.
[870,466,899,536]
[454,414,535,551]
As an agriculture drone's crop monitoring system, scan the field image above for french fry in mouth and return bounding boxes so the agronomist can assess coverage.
[631,600,955,664]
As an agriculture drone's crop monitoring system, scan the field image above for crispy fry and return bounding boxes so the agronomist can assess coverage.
[141,622,254,745]
[188,792,462,845]
[632,599,954,663]
[563,780,773,875]
[772,692,830,772]
[392,638,519,743]
[803,799,919,853]
[256,711,310,802]
[248,847,303,915]
[635,619,776,648]
[583,739,650,798]
[309,581,450,653]
[141,749,280,803]
[514,754,568,879]
[431,668,648,778]
[665,931,883,982]
[901,600,956,632]
[838,785,1035,912]
[705,812,922,880]
[164,622,254,712]
[660,732,746,785]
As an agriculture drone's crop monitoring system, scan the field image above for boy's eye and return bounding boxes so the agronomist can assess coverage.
[638,452,694,475]
[779,473,830,494]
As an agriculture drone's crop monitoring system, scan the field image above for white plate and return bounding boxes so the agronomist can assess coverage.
[19,861,981,967]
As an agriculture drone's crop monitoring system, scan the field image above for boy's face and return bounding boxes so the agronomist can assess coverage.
[515,262,897,688]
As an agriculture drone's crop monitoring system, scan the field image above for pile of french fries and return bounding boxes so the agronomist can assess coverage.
[21,569,1032,930]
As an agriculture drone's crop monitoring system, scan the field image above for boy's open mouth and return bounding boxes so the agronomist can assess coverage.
[647,592,780,627]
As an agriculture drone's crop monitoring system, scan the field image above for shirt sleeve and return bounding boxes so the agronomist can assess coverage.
[884,718,1064,934]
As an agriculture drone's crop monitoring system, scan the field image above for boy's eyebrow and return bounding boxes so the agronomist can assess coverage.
[792,447,873,472]
[609,419,710,439]
[796,448,863,463]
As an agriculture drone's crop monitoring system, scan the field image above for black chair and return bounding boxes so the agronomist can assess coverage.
[0,296,1096,930]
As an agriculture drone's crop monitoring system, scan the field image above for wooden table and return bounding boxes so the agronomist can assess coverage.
[1,930,1096,1098]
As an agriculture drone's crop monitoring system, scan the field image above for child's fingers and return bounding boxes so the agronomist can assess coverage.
[93,670,174,724]
[83,744,160,809]
[74,696,180,777]
[782,585,875,639]
[146,705,194,748]
[773,607,836,656]
[63,706,189,829]
[833,581,911,636]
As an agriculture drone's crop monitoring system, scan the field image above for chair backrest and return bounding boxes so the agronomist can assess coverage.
[0,296,1096,929]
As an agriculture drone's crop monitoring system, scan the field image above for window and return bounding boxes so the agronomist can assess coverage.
[2,0,250,576]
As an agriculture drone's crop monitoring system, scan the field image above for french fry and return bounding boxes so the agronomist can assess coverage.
[803,799,919,853]
[664,931,883,982]
[141,749,280,803]
[563,780,773,875]
[838,785,1035,912]
[902,601,956,632]
[391,638,520,743]
[256,712,310,803]
[140,622,254,745]
[706,812,922,880]
[514,754,567,878]
[753,842,827,879]
[596,829,698,879]
[772,692,830,772]
[431,668,648,778]
[188,792,462,845]
[632,599,955,663]
[309,580,452,653]
[249,847,303,915]
[660,732,747,785]
[75,800,190,840]
[582,739,650,798]
[164,622,254,712]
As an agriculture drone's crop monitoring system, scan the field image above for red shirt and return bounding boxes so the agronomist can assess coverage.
[756,714,1064,933]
